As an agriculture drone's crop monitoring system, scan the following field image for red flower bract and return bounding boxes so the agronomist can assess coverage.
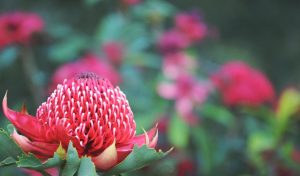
[211,61,275,106]
[0,12,43,48]
[3,73,158,170]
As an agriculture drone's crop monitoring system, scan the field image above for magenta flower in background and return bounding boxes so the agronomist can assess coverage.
[3,73,158,170]
[177,159,197,176]
[158,74,211,124]
[51,53,121,92]
[121,0,141,5]
[175,12,207,42]
[162,52,196,79]
[0,12,44,49]
[102,41,125,67]
[211,61,275,106]
[158,30,190,54]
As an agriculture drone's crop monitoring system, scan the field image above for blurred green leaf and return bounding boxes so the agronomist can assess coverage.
[167,114,189,149]
[276,88,300,119]
[192,127,213,175]
[49,36,87,63]
[0,157,16,167]
[0,128,23,162]
[247,131,274,169]
[77,157,97,176]
[61,142,81,176]
[274,89,300,140]
[96,13,126,43]
[0,46,18,69]
[200,104,235,128]
[84,0,102,6]
[103,145,172,175]
[17,153,42,168]
[132,0,175,22]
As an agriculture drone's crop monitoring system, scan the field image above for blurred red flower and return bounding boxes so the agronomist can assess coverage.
[175,12,207,42]
[0,12,44,49]
[162,52,196,79]
[102,41,124,66]
[177,159,196,176]
[158,74,211,124]
[51,53,121,92]
[158,30,190,54]
[212,61,275,106]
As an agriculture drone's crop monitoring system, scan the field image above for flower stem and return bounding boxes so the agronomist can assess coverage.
[20,45,44,106]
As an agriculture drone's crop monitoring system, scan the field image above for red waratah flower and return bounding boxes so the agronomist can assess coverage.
[51,53,121,92]
[211,61,275,106]
[102,41,124,66]
[162,52,196,79]
[158,30,190,54]
[158,74,211,124]
[0,12,44,49]
[3,73,158,170]
[175,12,207,42]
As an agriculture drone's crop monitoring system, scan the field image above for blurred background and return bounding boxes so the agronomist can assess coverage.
[0,0,300,175]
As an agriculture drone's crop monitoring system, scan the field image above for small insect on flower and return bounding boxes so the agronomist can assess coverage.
[3,72,158,171]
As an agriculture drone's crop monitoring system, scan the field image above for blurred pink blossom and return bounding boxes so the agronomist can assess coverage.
[162,52,196,79]
[121,0,141,5]
[158,30,190,54]
[158,74,211,124]
[175,12,207,42]
[50,53,121,91]
[211,61,275,106]
[0,12,44,49]
[102,41,124,66]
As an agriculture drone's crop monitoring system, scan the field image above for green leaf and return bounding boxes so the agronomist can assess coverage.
[17,153,42,168]
[16,148,63,170]
[132,0,175,21]
[0,128,23,161]
[96,13,126,43]
[84,0,102,6]
[77,157,97,176]
[192,127,213,175]
[276,89,300,119]
[247,131,274,168]
[49,36,88,63]
[0,46,18,69]
[200,104,235,127]
[43,153,64,169]
[61,142,81,176]
[103,145,172,175]
[0,157,16,167]
[274,89,300,140]
[167,114,189,149]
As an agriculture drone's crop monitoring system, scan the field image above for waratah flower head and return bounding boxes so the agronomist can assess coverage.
[211,61,275,106]
[3,72,158,170]
[0,12,44,49]
[50,53,121,92]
